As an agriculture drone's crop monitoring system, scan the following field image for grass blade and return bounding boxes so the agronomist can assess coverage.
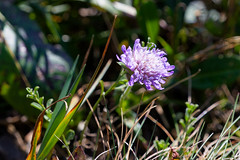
[37,101,78,159]
[26,111,44,160]
[37,55,79,157]
[37,15,117,160]
[27,95,71,160]
[67,64,86,107]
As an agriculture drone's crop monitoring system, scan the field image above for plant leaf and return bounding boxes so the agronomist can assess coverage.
[26,106,47,160]
[27,94,71,159]
[31,102,44,111]
[192,55,240,89]
[137,1,159,43]
[0,2,72,90]
[37,56,79,157]
[158,36,173,55]
[37,15,117,160]
[67,64,86,105]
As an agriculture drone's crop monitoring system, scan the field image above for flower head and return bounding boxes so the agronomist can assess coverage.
[117,39,175,90]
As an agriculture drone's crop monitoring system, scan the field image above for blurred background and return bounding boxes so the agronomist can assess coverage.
[0,0,240,159]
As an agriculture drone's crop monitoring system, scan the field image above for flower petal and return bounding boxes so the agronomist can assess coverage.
[117,39,175,90]
[153,80,164,90]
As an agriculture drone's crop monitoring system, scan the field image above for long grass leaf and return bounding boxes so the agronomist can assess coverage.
[27,95,71,160]
[81,35,94,69]
[114,102,156,159]
[37,15,117,160]
[26,112,44,160]
[190,121,205,159]
[37,102,78,159]
[67,64,86,108]
[191,133,214,160]
[208,94,239,159]
[37,55,79,157]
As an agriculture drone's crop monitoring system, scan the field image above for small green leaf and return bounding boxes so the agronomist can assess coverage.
[38,97,44,105]
[33,86,40,94]
[26,87,32,93]
[117,62,132,74]
[46,99,54,107]
[158,36,173,55]
[179,119,185,128]
[184,113,190,123]
[26,94,34,99]
[31,102,44,111]
[65,129,75,142]
[185,102,198,114]
[154,139,170,150]
[187,126,195,135]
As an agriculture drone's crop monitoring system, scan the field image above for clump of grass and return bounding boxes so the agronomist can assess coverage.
[90,94,239,160]
[25,48,240,160]
[25,17,240,160]
[26,73,240,160]
[136,95,240,160]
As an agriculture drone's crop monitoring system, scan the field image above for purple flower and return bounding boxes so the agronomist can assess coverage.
[117,39,175,90]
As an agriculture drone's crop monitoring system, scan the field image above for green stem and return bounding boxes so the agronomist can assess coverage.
[79,69,126,142]
[105,95,117,157]
[119,84,132,109]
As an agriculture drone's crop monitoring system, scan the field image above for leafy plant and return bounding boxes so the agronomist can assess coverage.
[1,0,240,160]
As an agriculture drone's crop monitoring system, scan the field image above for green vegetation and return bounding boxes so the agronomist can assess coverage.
[0,0,240,159]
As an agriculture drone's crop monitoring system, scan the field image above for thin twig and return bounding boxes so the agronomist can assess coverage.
[114,101,156,159]
[86,99,106,147]
[147,114,174,142]
[186,36,240,62]
[81,35,94,69]
[124,142,138,159]
[126,69,201,113]
[186,66,192,103]
[54,135,75,160]
[95,146,117,160]
[145,147,173,160]
[194,100,224,124]
[139,143,155,160]
[221,84,235,105]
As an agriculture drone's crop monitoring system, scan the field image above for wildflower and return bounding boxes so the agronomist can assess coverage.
[117,39,175,90]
